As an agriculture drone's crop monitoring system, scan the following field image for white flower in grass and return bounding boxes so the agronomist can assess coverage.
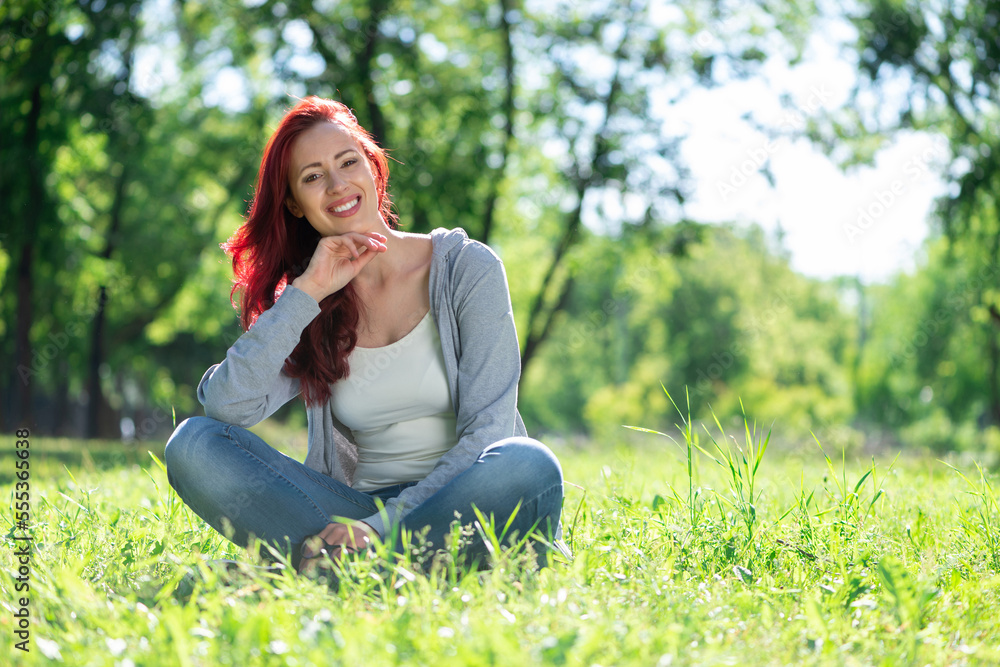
[106,637,127,656]
[36,637,63,661]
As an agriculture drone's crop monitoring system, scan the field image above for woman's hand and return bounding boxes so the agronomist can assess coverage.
[298,521,376,574]
[291,231,387,302]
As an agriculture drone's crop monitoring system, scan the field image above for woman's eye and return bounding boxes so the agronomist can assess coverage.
[342,159,357,168]
[304,174,319,183]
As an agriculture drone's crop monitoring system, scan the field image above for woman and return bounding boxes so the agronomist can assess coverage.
[164,96,564,574]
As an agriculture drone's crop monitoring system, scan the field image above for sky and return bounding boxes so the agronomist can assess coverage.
[671,17,948,284]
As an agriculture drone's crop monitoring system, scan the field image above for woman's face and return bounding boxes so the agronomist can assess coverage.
[285,121,382,237]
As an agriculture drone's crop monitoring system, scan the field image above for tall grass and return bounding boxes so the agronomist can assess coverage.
[3,402,1000,665]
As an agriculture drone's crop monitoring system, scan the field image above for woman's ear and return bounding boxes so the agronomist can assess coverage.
[285,196,303,218]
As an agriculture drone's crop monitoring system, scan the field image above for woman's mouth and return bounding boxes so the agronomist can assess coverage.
[328,196,361,216]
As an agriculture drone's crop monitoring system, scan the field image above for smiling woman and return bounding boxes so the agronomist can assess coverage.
[162,96,565,575]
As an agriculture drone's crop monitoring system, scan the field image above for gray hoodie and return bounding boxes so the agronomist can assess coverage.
[197,227,527,537]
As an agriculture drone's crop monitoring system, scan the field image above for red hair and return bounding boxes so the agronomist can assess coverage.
[224,96,394,406]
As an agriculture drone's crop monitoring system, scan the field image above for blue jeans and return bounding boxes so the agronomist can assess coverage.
[164,417,564,569]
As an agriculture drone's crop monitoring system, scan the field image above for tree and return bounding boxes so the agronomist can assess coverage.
[1,0,822,438]
[0,0,272,436]
[209,0,819,379]
[846,0,1000,426]
[853,236,1000,450]
[507,0,817,375]
[516,223,856,442]
[1,0,145,431]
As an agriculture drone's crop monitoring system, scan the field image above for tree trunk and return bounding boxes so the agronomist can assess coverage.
[518,23,630,379]
[480,0,517,244]
[359,0,390,147]
[85,285,109,439]
[12,83,46,429]
[988,298,1000,426]
[13,243,34,429]
[86,165,128,439]
[521,275,575,373]
[54,360,70,436]
[985,235,1000,426]
[520,192,584,375]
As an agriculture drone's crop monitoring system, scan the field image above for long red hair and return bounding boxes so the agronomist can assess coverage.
[224,96,394,406]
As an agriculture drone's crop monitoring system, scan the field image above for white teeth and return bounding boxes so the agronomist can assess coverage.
[332,197,359,213]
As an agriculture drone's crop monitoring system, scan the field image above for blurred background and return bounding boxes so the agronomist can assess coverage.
[2,0,999,458]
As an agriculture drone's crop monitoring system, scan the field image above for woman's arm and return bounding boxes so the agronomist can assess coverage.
[360,242,522,536]
[197,285,319,426]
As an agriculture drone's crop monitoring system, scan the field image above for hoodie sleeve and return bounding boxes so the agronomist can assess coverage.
[197,285,321,426]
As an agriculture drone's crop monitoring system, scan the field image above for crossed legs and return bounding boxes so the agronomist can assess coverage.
[164,417,563,570]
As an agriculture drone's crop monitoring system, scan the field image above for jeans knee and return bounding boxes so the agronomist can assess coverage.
[164,416,225,483]
[488,437,564,494]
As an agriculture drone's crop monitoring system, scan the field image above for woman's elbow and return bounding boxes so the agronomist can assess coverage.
[199,394,261,427]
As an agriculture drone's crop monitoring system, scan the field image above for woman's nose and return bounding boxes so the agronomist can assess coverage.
[326,174,347,192]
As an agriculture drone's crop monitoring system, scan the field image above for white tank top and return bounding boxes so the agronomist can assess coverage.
[330,311,459,492]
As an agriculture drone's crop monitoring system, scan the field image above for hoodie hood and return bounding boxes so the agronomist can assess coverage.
[430,226,472,258]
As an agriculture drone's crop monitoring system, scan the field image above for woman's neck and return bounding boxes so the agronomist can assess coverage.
[352,227,429,292]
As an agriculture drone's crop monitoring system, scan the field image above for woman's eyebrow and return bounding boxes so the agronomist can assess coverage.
[298,149,359,174]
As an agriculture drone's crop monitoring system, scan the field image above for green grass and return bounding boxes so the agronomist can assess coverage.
[3,414,1000,666]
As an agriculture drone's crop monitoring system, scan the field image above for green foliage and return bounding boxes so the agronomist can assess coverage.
[1,0,278,433]
[847,0,1000,434]
[945,460,1000,572]
[854,236,1000,452]
[2,0,827,439]
[6,0,995,457]
[520,224,856,443]
[697,402,773,552]
[815,437,895,539]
